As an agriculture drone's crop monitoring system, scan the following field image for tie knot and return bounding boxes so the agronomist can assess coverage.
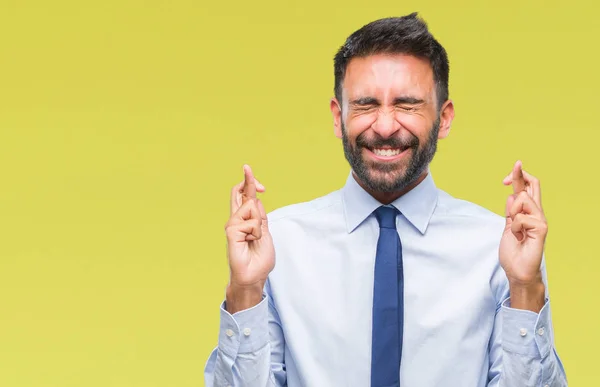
[374,206,398,229]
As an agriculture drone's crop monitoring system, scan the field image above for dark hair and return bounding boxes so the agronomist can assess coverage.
[333,13,449,111]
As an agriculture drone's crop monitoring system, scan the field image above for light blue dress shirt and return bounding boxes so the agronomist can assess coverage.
[204,170,567,386]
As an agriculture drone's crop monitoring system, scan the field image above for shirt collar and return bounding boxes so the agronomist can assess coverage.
[341,168,439,234]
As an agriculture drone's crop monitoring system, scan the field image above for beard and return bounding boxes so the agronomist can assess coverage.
[341,118,440,193]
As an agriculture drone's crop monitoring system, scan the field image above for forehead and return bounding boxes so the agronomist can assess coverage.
[342,53,435,100]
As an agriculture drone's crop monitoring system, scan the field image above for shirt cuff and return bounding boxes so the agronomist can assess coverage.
[501,297,552,358]
[218,294,269,357]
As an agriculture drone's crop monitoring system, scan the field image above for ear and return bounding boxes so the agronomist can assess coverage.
[437,99,455,140]
[330,98,343,139]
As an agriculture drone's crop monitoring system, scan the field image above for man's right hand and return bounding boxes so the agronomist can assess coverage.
[224,165,275,314]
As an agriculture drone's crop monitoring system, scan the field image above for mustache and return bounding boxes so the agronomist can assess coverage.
[355,133,419,150]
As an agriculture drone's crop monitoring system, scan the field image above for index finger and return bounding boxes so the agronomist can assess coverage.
[510,160,526,194]
[230,170,266,215]
[522,169,542,210]
[242,164,257,204]
[230,180,245,215]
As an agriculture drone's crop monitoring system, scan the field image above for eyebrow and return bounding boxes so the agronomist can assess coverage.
[349,97,379,106]
[349,96,426,107]
[393,96,425,105]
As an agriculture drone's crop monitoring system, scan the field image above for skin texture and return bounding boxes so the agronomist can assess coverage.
[224,166,273,314]
[330,54,454,204]
[501,160,547,312]
[224,53,546,314]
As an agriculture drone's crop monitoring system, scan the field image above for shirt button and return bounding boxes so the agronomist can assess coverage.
[519,328,527,337]
[225,329,234,337]
[243,328,251,336]
[538,327,545,336]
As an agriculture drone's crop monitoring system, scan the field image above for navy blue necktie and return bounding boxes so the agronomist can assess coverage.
[371,206,403,387]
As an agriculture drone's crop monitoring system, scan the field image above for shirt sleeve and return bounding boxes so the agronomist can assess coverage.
[487,259,567,387]
[495,297,567,386]
[204,283,286,387]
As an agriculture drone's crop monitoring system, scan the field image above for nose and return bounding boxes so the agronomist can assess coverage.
[371,109,400,139]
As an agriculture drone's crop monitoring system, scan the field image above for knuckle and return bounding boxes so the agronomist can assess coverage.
[251,220,262,236]
[241,198,253,210]
[509,199,519,212]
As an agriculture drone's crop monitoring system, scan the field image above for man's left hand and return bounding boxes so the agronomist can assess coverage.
[499,160,547,313]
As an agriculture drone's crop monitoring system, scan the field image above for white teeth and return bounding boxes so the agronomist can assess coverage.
[373,148,401,157]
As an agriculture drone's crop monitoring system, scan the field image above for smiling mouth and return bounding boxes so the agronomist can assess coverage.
[364,146,411,157]
[371,147,402,157]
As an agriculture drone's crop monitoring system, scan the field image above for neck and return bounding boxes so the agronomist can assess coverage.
[353,170,429,205]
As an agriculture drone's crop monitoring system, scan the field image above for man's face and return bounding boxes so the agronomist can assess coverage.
[332,54,449,193]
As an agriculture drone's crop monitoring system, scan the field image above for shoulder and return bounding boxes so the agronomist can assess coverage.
[267,189,343,225]
[436,189,503,221]
[434,189,506,232]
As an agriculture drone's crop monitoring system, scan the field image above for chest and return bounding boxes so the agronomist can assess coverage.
[268,224,500,385]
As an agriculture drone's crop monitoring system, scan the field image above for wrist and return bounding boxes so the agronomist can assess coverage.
[508,279,545,313]
[225,281,264,314]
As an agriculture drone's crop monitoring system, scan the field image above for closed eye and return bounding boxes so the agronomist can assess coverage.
[397,105,418,112]
[394,96,425,112]
[350,97,379,111]
[354,105,377,111]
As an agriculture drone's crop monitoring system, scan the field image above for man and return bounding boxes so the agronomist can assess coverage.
[204,13,567,386]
